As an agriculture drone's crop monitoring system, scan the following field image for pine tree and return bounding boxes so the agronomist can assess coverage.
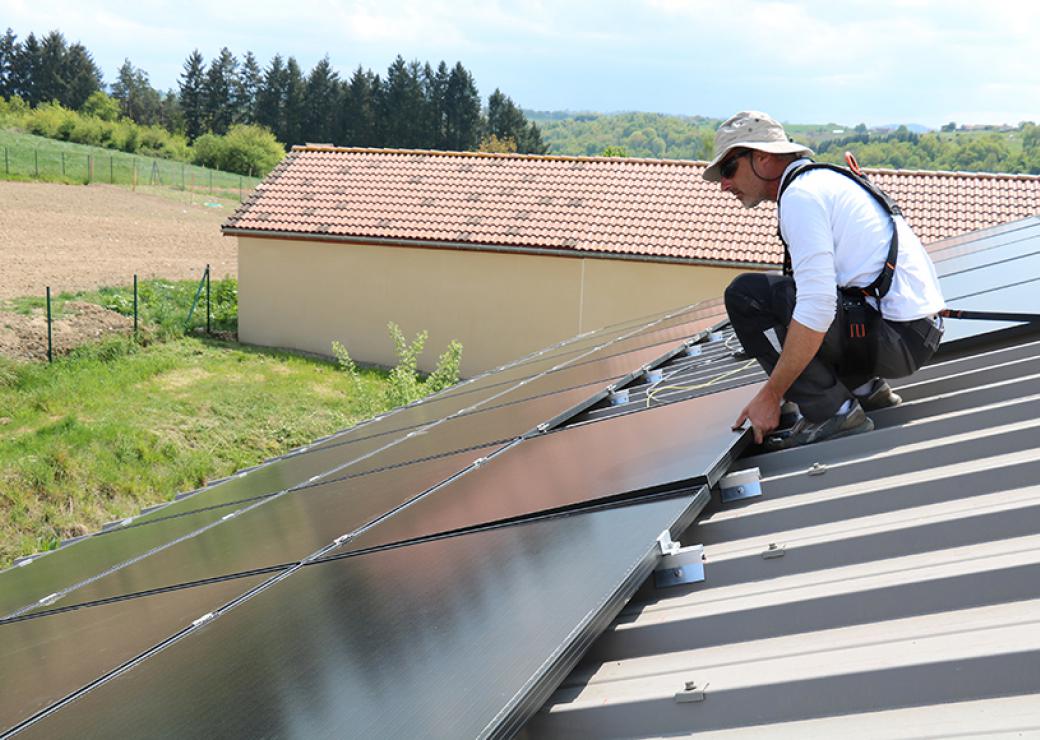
[35,31,68,105]
[282,56,306,146]
[423,61,450,148]
[380,56,427,148]
[255,54,287,141]
[159,89,184,133]
[302,56,340,144]
[339,65,378,147]
[235,51,262,124]
[485,88,548,154]
[0,29,16,99]
[61,42,103,109]
[110,59,160,124]
[443,62,480,151]
[204,47,237,134]
[178,50,206,141]
[12,32,41,105]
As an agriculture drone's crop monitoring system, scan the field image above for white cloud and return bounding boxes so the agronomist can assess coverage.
[4,0,1039,125]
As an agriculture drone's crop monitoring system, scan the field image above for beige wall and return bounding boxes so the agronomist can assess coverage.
[238,237,754,375]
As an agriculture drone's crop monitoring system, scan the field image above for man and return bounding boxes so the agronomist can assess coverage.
[703,111,945,449]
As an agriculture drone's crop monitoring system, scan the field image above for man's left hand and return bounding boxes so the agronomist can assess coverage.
[732,386,782,444]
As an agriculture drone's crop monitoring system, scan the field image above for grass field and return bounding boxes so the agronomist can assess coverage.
[0,334,394,567]
[0,128,262,201]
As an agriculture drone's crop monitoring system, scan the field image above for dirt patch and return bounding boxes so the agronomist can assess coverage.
[0,302,133,361]
[0,180,235,301]
[153,367,212,390]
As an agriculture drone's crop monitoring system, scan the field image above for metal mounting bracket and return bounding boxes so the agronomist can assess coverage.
[654,531,705,588]
[719,467,762,503]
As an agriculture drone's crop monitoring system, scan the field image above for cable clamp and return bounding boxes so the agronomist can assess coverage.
[192,612,216,628]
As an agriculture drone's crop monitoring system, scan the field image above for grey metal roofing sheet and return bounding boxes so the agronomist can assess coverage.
[524,331,1040,738]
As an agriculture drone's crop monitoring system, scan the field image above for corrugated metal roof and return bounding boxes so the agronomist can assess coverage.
[524,327,1040,737]
[223,147,1040,265]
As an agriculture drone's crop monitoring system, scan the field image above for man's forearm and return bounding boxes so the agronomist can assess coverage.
[766,319,827,400]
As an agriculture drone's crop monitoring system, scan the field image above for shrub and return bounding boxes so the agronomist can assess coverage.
[81,91,120,122]
[192,125,284,177]
[191,132,223,170]
[332,323,463,412]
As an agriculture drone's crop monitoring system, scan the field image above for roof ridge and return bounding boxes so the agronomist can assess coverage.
[289,145,707,168]
[291,146,1040,181]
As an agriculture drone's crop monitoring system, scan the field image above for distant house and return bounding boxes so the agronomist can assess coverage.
[223,147,1040,374]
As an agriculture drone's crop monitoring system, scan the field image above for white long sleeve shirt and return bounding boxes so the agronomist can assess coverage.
[777,159,946,332]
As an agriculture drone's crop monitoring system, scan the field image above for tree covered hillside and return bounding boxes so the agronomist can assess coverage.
[532,111,1040,175]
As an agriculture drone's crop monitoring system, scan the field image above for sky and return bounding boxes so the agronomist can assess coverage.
[4,0,1040,128]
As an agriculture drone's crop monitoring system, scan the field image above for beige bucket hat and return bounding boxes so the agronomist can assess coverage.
[702,111,814,181]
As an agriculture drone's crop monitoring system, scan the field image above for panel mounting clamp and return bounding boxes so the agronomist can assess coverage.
[654,530,705,588]
[675,680,707,704]
[719,467,762,503]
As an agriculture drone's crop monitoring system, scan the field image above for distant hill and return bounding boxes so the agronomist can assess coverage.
[521,111,1039,174]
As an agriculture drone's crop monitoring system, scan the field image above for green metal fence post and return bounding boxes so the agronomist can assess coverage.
[61,151,65,177]
[185,267,209,329]
[46,287,53,364]
[209,169,213,194]
[133,274,139,340]
[206,264,211,334]
[4,146,8,175]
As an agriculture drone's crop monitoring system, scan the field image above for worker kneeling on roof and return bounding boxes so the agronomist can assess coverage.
[704,111,945,450]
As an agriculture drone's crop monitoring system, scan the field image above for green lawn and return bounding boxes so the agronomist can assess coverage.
[0,128,261,200]
[0,335,393,567]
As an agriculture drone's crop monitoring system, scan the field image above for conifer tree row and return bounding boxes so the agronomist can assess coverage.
[0,27,548,154]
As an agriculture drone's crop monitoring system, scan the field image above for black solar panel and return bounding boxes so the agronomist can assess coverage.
[338,383,758,554]
[1,573,271,733]
[10,447,497,617]
[932,218,1040,343]
[15,492,705,739]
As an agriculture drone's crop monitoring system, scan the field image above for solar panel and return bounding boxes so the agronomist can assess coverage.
[337,383,759,554]
[15,492,705,739]
[11,447,498,617]
[932,219,1040,343]
[1,573,270,733]
[1,315,714,619]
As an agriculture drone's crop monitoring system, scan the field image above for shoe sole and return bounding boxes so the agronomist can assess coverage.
[765,416,875,451]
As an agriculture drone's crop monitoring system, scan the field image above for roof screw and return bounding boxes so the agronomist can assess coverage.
[685,681,697,691]
[767,542,778,550]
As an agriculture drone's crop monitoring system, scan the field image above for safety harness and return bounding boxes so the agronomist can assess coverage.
[776,154,901,368]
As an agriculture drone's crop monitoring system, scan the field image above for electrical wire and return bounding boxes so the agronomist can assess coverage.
[645,359,758,408]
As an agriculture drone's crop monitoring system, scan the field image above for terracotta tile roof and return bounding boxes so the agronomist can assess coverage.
[224,147,1040,266]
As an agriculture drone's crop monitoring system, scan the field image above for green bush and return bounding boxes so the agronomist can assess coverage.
[2,96,283,178]
[81,91,120,122]
[192,125,283,177]
[332,323,463,412]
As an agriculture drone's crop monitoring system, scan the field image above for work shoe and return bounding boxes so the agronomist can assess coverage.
[856,378,902,411]
[765,400,874,451]
[778,401,801,429]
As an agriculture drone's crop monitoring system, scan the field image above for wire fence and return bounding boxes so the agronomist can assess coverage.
[0,141,262,202]
[35,266,225,364]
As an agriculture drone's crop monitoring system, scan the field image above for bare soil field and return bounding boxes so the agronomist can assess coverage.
[0,180,235,300]
[0,301,134,361]
[0,181,236,360]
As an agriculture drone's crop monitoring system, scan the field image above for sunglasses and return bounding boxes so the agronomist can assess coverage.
[719,151,749,179]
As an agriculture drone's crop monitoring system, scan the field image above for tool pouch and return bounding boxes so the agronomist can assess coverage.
[838,290,880,374]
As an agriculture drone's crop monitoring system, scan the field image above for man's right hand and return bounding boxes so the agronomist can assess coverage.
[733,385,782,444]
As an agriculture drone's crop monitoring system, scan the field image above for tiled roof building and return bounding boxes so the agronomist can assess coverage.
[225,146,1040,265]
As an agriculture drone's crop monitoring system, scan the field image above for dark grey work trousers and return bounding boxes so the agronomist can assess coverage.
[724,273,942,422]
